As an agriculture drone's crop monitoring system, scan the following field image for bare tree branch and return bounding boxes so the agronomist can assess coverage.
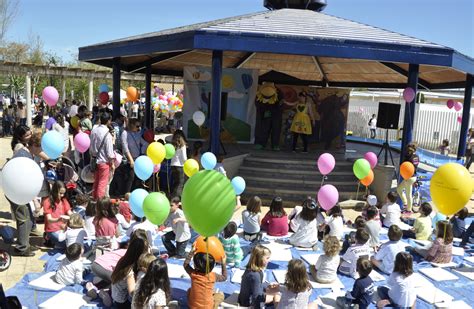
[0,0,20,43]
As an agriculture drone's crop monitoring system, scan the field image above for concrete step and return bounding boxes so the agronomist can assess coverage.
[239,166,358,182]
[244,176,357,191]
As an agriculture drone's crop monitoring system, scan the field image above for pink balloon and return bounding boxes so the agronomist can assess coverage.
[114,152,122,168]
[454,102,463,112]
[73,132,90,153]
[317,153,336,175]
[457,116,462,123]
[363,152,378,169]
[447,99,455,109]
[153,164,161,173]
[42,86,59,107]
[403,87,415,102]
[318,184,339,211]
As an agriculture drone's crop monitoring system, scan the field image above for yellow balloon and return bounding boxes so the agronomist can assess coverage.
[146,142,166,164]
[184,159,199,177]
[71,115,79,129]
[430,163,472,216]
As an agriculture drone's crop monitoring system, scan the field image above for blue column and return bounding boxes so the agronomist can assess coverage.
[399,64,419,167]
[457,74,474,160]
[112,57,121,120]
[210,50,223,155]
[145,64,152,129]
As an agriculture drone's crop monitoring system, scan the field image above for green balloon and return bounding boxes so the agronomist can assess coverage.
[182,170,235,237]
[353,158,371,180]
[164,144,176,160]
[143,192,170,225]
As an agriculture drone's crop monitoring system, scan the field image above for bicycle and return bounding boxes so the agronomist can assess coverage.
[0,219,14,272]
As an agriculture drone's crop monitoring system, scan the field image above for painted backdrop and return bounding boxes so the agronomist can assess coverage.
[183,66,258,143]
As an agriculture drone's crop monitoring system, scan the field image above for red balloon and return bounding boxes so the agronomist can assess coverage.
[99,92,109,104]
[143,129,155,144]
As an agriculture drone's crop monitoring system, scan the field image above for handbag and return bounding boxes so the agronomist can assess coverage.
[90,132,109,172]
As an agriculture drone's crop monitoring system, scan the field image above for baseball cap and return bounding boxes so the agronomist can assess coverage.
[367,195,377,206]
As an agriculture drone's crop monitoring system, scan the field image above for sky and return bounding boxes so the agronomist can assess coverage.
[6,0,474,63]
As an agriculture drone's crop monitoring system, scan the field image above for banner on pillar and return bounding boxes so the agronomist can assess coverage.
[183,66,258,143]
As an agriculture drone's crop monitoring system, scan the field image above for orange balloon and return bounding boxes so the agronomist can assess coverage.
[360,169,374,186]
[126,86,138,102]
[400,161,415,180]
[193,236,225,262]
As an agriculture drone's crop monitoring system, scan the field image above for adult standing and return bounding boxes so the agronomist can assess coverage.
[16,100,27,126]
[465,129,474,171]
[8,131,44,256]
[68,100,79,118]
[286,92,315,153]
[90,112,115,200]
[170,130,187,197]
[42,181,72,248]
[368,114,377,139]
[397,143,420,214]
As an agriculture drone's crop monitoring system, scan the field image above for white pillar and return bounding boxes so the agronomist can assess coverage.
[88,78,94,111]
[62,79,66,102]
[26,73,32,126]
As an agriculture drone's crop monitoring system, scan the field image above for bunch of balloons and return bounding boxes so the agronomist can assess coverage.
[353,152,377,187]
[129,188,170,224]
[316,153,338,211]
[98,84,109,105]
[446,99,463,112]
[152,92,184,113]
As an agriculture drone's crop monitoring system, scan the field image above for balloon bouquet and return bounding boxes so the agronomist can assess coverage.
[316,153,339,212]
[352,152,378,200]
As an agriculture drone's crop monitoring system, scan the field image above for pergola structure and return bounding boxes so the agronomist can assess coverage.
[79,8,474,162]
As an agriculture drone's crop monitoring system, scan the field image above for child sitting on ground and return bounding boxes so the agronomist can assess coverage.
[84,200,96,238]
[363,195,381,225]
[339,228,371,278]
[277,259,318,308]
[310,235,341,283]
[371,225,405,274]
[377,252,417,308]
[289,197,320,249]
[337,257,375,309]
[380,191,410,230]
[320,205,344,240]
[451,207,468,238]
[136,252,156,283]
[73,194,90,219]
[162,196,191,258]
[365,206,381,249]
[219,221,243,267]
[403,202,432,240]
[184,250,227,309]
[54,243,84,285]
[64,213,87,247]
[416,220,453,264]
[113,202,130,238]
[242,196,263,242]
[132,258,171,309]
[341,216,366,254]
[261,196,288,236]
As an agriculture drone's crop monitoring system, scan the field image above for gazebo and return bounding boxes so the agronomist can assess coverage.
[78,6,474,162]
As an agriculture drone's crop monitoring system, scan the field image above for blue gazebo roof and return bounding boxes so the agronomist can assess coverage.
[79,9,474,89]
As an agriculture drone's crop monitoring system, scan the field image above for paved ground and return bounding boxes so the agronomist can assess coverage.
[0,136,472,290]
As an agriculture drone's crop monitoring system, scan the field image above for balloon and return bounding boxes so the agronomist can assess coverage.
[153,164,161,173]
[194,236,225,262]
[73,132,90,153]
[164,144,176,160]
[317,153,335,175]
[403,87,415,102]
[192,111,205,126]
[143,129,155,144]
[317,184,339,211]
[71,115,80,129]
[454,102,463,112]
[457,116,462,124]
[360,169,374,186]
[430,163,471,216]
[231,176,246,195]
[41,130,65,159]
[241,73,253,90]
[99,92,109,104]
[353,159,371,180]
[146,142,166,164]
[400,161,415,180]
[130,188,148,218]
[182,170,235,237]
[447,99,455,109]
[114,152,122,168]
[126,86,138,102]
[363,152,378,169]
[42,86,59,107]
[184,159,199,177]
[2,157,44,204]
[143,192,170,225]
[201,152,217,170]
[99,84,109,93]
[45,117,56,130]
[134,155,154,180]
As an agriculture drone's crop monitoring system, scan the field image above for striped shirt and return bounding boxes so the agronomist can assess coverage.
[219,235,243,265]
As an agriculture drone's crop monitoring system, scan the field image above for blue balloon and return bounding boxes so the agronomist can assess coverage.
[201,152,217,170]
[99,84,109,93]
[130,188,148,218]
[134,155,154,181]
[231,176,246,195]
[41,131,65,159]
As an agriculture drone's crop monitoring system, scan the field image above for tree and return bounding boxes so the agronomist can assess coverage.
[0,0,20,43]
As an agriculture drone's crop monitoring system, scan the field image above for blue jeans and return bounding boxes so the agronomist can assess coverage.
[162,231,188,257]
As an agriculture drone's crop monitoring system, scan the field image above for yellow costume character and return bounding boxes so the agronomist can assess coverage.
[285,92,315,153]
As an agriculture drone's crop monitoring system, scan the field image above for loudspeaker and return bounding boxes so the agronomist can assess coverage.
[376,102,401,129]
[209,92,228,121]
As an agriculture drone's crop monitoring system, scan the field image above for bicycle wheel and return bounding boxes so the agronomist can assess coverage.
[0,250,12,271]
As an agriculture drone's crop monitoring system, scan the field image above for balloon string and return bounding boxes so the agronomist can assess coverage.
[320,176,325,188]
[205,237,210,281]
[356,182,361,200]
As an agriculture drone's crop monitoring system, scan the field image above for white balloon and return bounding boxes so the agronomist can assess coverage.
[2,157,44,204]
[192,111,205,126]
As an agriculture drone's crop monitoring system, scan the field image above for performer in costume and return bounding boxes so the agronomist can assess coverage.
[254,82,282,150]
[285,92,315,153]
